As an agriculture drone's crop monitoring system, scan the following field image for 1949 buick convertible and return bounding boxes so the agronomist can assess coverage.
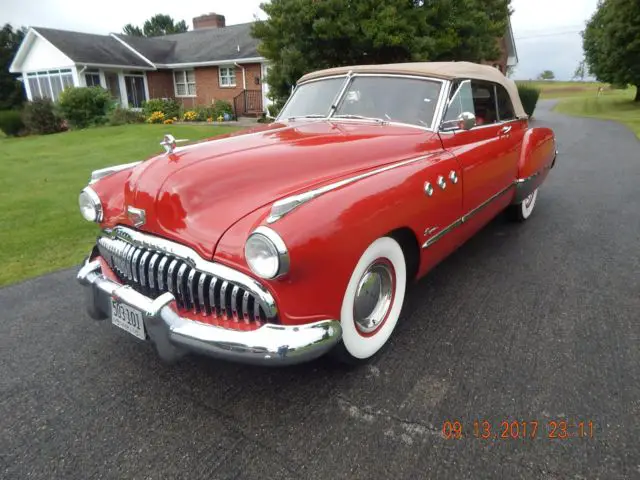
[77,62,556,365]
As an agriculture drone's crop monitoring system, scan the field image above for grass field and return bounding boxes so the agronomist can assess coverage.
[0,124,239,287]
[552,87,640,138]
[515,81,640,138]
[516,80,609,99]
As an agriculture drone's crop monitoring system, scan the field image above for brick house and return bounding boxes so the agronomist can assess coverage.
[10,12,517,116]
[9,13,270,116]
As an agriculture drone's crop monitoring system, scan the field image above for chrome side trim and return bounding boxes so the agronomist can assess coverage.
[103,226,278,319]
[267,153,434,223]
[422,183,515,249]
[89,161,141,184]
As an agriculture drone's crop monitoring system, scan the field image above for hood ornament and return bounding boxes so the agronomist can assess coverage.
[160,134,189,154]
[127,206,146,227]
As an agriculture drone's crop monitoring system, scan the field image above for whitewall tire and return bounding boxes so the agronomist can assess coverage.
[332,236,407,363]
[510,188,538,222]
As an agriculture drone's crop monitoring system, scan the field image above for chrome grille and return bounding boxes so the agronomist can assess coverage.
[97,236,274,324]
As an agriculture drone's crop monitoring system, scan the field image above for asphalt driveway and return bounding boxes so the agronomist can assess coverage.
[1,101,639,479]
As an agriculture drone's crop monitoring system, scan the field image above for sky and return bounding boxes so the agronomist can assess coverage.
[1,0,600,81]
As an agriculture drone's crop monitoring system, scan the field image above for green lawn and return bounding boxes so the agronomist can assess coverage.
[0,124,240,287]
[554,87,640,138]
[516,80,609,100]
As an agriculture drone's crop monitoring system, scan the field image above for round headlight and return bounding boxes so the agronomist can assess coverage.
[78,187,103,222]
[244,227,289,279]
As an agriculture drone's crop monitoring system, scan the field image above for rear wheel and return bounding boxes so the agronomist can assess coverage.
[508,188,538,222]
[331,237,407,364]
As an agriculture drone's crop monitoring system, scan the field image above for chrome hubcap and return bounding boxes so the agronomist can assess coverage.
[353,262,394,334]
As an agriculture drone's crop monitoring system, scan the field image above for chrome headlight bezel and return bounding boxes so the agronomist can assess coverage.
[244,226,290,279]
[78,187,103,223]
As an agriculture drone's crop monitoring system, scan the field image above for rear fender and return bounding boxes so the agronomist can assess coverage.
[513,126,556,204]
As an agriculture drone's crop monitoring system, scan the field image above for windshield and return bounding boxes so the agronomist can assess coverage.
[278,77,346,119]
[335,76,441,128]
[279,75,442,128]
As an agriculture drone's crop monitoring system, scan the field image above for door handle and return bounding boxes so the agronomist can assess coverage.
[500,125,512,135]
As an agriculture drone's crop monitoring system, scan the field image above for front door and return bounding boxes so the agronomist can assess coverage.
[124,74,147,109]
[104,72,121,105]
[439,80,517,216]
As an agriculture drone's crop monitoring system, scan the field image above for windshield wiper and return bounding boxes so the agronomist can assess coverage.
[287,114,326,121]
[332,114,386,124]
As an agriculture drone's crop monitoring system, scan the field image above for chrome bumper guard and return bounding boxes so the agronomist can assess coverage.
[77,259,342,365]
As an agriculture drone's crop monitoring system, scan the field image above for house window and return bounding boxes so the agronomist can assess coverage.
[26,69,74,101]
[219,66,236,87]
[84,70,101,87]
[174,70,196,96]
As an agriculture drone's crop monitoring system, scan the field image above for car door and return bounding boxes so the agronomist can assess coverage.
[494,82,525,181]
[439,80,516,217]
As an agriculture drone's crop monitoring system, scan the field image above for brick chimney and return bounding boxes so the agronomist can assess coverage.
[193,13,226,29]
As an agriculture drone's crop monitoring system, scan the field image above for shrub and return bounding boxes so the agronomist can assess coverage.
[142,98,180,120]
[0,110,25,136]
[146,111,165,124]
[22,98,65,135]
[194,105,215,122]
[212,99,233,118]
[266,103,280,119]
[108,106,145,126]
[58,87,112,129]
[517,84,541,117]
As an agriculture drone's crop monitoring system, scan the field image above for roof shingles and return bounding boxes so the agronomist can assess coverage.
[33,23,260,69]
[33,27,151,68]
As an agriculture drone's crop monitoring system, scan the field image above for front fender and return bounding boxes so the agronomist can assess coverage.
[214,152,454,326]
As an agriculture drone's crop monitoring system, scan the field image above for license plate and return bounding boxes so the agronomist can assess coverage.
[111,299,146,340]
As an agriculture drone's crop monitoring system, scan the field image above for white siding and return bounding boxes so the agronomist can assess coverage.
[21,35,74,72]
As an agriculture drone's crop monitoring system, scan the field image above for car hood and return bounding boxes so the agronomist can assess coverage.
[120,120,439,259]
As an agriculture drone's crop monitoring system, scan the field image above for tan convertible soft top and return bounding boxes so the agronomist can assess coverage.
[298,61,526,118]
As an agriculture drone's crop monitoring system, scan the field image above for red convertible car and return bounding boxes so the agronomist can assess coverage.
[77,62,556,365]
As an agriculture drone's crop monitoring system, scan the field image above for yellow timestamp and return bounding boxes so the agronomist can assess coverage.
[442,419,595,440]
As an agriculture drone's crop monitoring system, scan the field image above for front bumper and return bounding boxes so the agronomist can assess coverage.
[77,259,342,365]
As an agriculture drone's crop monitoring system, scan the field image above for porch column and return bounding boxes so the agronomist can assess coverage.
[22,76,33,101]
[142,73,150,102]
[73,66,83,87]
[98,70,107,89]
[117,71,128,108]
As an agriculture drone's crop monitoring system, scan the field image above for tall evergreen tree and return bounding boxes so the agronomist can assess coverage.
[252,0,512,107]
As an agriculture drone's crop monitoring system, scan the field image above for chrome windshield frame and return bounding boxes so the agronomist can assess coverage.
[276,73,450,132]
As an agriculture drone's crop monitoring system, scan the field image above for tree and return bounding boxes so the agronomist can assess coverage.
[538,70,555,80]
[572,60,588,81]
[122,24,143,37]
[583,0,640,102]
[252,0,513,107]
[0,24,27,110]
[122,14,188,38]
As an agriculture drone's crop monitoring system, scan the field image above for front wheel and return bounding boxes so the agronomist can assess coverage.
[508,188,538,222]
[331,236,407,364]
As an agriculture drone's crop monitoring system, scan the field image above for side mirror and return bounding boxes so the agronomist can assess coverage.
[457,112,476,130]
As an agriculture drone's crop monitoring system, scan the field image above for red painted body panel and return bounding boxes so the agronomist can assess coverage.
[518,126,556,180]
[92,121,442,260]
[92,117,555,327]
